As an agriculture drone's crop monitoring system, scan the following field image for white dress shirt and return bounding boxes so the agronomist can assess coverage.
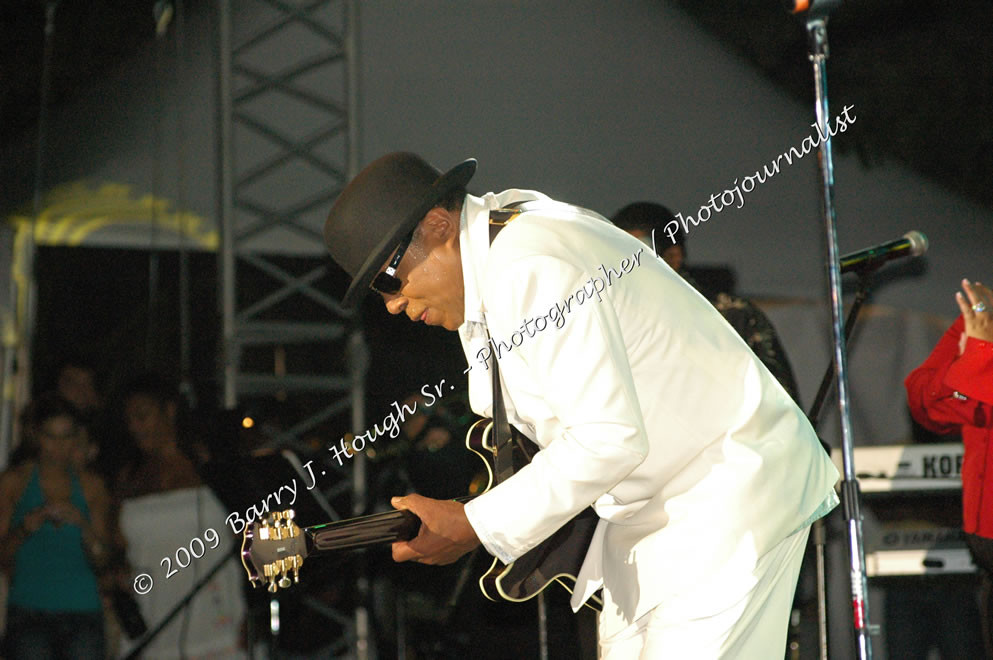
[458,190,839,627]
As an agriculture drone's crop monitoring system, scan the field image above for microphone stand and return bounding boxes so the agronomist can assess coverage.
[121,549,236,660]
[804,9,874,660]
[805,274,872,660]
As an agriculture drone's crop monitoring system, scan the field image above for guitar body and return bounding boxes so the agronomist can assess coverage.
[241,418,602,611]
[465,419,602,611]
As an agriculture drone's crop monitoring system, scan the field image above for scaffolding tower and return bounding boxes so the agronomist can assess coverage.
[217,0,369,657]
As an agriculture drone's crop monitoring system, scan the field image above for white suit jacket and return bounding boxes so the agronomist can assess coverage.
[459,190,839,626]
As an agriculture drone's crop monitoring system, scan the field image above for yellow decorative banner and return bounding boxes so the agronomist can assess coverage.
[4,179,219,347]
[7,180,218,249]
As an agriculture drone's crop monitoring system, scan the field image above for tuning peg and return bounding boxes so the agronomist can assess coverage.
[264,563,278,593]
[272,558,289,589]
[266,512,281,539]
[291,555,302,584]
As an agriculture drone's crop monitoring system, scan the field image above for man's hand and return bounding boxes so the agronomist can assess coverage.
[957,279,993,345]
[390,494,480,565]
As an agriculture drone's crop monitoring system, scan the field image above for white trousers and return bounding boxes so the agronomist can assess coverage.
[598,525,810,659]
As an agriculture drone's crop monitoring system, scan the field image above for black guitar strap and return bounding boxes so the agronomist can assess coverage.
[489,348,516,485]
[486,202,538,485]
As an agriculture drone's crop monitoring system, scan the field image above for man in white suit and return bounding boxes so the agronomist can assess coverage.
[323,152,839,658]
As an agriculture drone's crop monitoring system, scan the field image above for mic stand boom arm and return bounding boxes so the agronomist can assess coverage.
[121,548,236,660]
[808,276,871,429]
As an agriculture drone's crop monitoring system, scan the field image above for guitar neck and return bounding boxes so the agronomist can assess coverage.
[305,495,475,554]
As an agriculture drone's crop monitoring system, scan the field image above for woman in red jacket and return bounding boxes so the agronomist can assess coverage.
[906,278,993,657]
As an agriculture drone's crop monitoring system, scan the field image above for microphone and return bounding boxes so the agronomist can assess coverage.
[840,231,928,274]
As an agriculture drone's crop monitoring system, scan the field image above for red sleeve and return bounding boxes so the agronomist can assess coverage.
[904,316,993,433]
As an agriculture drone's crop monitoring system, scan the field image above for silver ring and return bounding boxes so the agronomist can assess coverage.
[973,302,987,313]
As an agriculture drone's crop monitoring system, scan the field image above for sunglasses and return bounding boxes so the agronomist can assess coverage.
[370,229,415,295]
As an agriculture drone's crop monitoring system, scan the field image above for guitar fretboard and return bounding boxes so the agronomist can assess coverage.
[308,509,420,552]
[306,495,475,553]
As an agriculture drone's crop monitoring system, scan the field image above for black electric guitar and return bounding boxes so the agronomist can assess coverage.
[239,418,602,610]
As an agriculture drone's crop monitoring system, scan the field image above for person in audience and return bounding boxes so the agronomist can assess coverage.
[116,375,202,499]
[43,356,125,485]
[905,278,993,659]
[0,393,113,659]
[53,358,102,421]
[612,201,801,403]
[373,391,477,501]
[114,373,246,660]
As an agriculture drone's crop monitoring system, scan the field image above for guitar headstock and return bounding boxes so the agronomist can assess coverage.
[240,509,308,593]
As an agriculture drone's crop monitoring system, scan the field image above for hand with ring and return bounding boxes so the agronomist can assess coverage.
[956,278,993,347]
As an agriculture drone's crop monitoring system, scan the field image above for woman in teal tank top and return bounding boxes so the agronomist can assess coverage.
[0,394,114,659]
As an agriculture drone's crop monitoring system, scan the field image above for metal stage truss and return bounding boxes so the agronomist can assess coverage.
[217,0,369,657]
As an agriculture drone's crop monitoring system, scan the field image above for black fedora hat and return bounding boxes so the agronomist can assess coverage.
[324,152,477,308]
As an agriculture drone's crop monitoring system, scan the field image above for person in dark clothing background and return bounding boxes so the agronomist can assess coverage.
[612,201,801,404]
